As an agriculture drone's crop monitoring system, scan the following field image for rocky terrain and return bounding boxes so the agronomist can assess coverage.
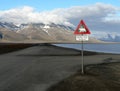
[0,22,103,43]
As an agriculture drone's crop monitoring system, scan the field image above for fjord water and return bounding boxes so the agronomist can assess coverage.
[54,44,120,54]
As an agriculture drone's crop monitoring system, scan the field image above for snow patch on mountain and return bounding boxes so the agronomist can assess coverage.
[43,25,50,29]
[42,25,50,35]
[0,22,19,30]
[91,31,120,42]
[1,22,120,42]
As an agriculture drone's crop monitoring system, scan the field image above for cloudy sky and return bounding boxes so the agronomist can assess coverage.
[0,0,120,35]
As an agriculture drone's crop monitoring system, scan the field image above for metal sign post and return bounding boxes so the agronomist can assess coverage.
[81,35,84,74]
[74,20,91,75]
[76,35,88,74]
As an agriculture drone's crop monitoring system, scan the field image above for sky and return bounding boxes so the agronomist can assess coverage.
[0,0,120,36]
[0,0,120,10]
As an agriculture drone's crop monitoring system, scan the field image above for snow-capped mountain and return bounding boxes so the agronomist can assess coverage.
[0,22,76,42]
[17,23,75,41]
[0,22,19,30]
[0,22,74,31]
[91,32,120,42]
[18,23,74,31]
[0,22,109,43]
[100,34,120,42]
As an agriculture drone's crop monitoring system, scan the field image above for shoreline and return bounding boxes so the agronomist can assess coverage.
[0,42,120,55]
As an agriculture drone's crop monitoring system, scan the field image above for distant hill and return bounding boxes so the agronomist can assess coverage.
[92,33,120,42]
[0,22,104,43]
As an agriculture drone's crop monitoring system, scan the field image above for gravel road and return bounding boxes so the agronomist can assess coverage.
[0,45,119,91]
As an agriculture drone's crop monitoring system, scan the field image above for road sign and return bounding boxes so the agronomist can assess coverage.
[76,35,89,41]
[74,20,91,35]
[74,19,91,75]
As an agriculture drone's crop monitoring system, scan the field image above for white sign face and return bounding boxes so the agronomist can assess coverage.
[76,35,89,41]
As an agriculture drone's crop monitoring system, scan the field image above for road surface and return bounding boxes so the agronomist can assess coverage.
[0,45,119,91]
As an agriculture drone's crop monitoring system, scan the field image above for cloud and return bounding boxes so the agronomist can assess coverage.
[0,3,120,33]
[0,6,34,24]
[0,6,74,26]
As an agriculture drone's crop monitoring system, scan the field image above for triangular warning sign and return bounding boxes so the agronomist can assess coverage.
[74,20,91,35]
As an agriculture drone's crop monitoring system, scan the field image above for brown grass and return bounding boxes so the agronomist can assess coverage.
[47,62,120,91]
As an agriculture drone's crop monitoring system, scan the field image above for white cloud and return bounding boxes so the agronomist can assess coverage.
[0,3,120,32]
[0,6,34,24]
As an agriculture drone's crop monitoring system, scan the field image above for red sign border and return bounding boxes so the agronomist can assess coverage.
[74,20,91,35]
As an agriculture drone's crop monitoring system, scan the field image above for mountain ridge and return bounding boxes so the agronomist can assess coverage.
[0,22,106,43]
[92,33,120,42]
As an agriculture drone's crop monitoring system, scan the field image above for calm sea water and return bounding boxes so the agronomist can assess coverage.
[54,44,120,54]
